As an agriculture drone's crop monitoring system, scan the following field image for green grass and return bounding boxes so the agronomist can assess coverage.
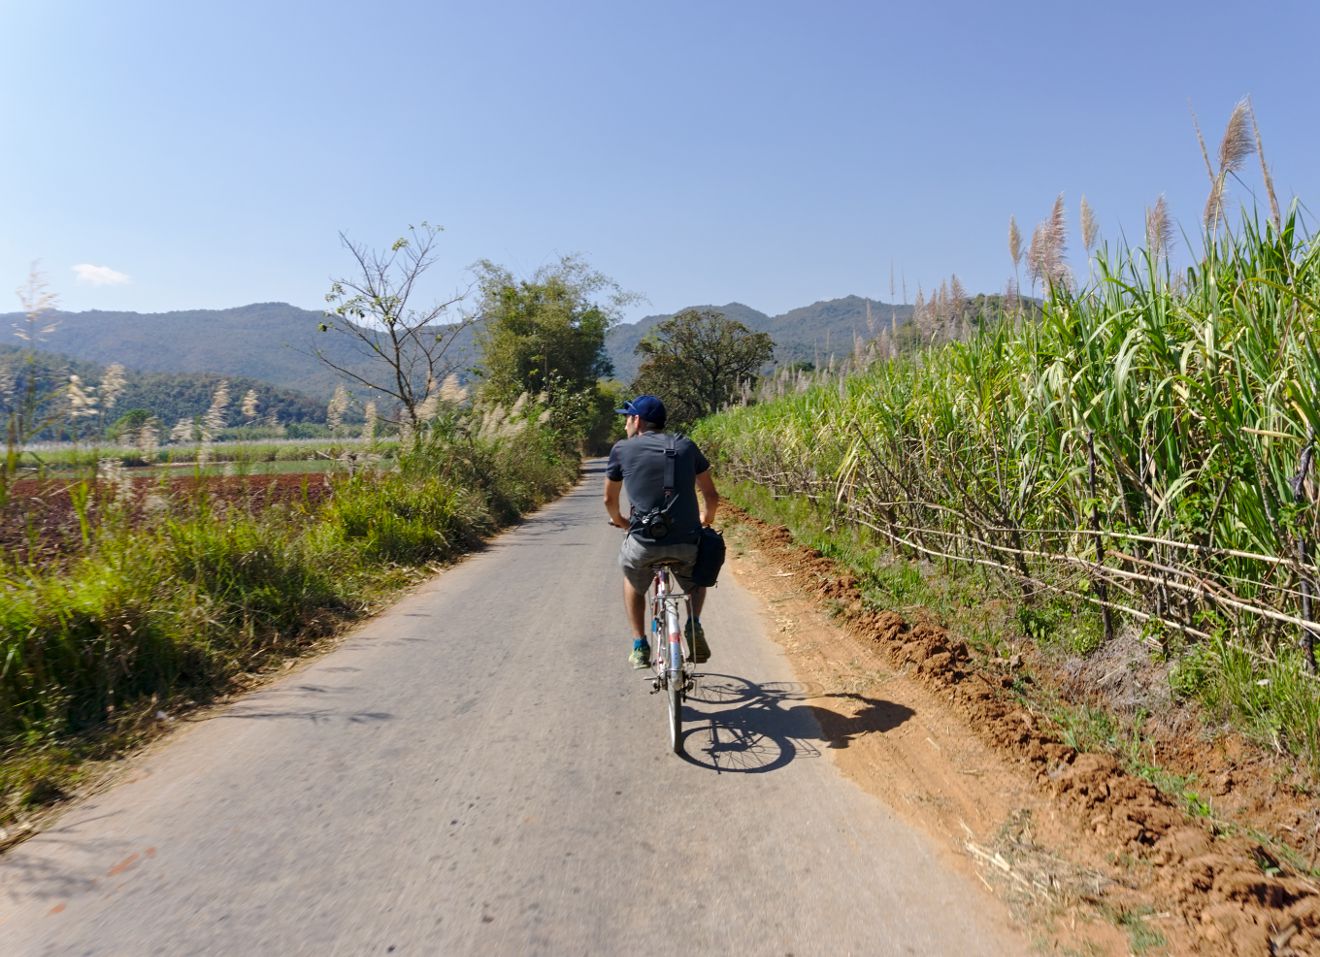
[1111,905,1167,955]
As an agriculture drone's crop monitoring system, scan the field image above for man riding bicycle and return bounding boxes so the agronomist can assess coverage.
[603,394,720,669]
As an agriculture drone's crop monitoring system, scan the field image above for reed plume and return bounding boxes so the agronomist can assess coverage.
[416,389,441,423]
[241,389,260,420]
[136,417,160,459]
[1145,195,1174,262]
[1218,98,1254,176]
[1027,222,1046,286]
[67,374,97,419]
[1203,98,1256,231]
[438,373,468,404]
[1008,216,1021,266]
[362,400,377,442]
[13,265,58,343]
[949,274,968,339]
[327,384,349,432]
[97,457,132,506]
[201,380,230,442]
[1027,194,1070,289]
[99,364,126,412]
[1080,196,1098,252]
[1046,193,1068,282]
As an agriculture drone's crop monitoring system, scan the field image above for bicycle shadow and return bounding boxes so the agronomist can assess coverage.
[678,674,914,773]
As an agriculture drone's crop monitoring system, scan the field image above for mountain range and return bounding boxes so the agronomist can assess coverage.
[1,295,916,402]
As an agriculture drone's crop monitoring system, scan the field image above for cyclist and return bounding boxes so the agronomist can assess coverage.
[603,394,719,669]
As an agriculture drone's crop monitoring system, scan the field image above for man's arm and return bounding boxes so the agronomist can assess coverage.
[696,470,719,527]
[604,478,628,528]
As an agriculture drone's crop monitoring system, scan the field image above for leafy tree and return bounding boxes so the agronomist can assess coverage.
[631,308,775,430]
[475,256,629,398]
[475,256,632,448]
[320,223,474,430]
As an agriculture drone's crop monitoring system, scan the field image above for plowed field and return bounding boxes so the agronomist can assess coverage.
[0,473,338,562]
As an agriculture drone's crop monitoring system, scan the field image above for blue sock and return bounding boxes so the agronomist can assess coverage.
[632,637,647,649]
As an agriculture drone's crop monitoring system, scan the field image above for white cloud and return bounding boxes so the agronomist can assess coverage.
[72,263,131,286]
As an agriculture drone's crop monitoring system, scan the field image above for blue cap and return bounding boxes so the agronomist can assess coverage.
[615,394,667,427]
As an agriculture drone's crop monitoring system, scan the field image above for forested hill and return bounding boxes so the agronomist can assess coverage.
[603,296,915,382]
[0,345,328,435]
[0,303,458,402]
[0,294,916,397]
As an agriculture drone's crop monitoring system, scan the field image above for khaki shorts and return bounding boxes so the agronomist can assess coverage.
[618,535,699,594]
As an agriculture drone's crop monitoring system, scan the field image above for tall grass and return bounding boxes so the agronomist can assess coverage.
[696,206,1320,770]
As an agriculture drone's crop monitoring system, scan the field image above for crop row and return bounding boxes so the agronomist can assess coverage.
[696,209,1320,767]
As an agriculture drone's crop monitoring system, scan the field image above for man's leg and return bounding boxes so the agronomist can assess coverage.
[623,575,647,638]
[681,580,711,663]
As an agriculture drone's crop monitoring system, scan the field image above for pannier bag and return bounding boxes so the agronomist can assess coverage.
[691,526,726,587]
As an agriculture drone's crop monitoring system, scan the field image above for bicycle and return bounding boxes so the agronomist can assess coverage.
[646,561,695,754]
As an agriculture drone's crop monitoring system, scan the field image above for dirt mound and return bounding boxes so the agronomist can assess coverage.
[738,514,1320,955]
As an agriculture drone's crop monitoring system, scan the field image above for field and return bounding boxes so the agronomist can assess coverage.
[15,436,397,474]
[696,207,1320,775]
[0,473,338,562]
[1,439,377,561]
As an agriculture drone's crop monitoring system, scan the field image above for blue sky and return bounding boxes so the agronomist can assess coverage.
[3,0,1317,324]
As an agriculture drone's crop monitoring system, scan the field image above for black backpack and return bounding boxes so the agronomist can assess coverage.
[690,526,726,587]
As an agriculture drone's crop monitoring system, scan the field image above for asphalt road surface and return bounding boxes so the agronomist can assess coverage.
[0,461,1026,955]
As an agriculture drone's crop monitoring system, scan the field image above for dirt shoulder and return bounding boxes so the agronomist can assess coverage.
[723,508,1320,956]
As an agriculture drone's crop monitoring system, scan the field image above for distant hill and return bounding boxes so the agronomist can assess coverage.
[0,302,482,403]
[0,345,328,438]
[1,294,920,401]
[604,296,914,383]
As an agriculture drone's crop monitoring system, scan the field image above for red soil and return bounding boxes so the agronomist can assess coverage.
[739,512,1320,955]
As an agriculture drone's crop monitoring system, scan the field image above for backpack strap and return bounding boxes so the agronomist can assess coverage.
[662,433,677,502]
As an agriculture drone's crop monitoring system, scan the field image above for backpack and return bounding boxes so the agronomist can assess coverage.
[690,526,726,587]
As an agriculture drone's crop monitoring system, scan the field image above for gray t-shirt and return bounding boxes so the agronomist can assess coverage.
[606,431,711,545]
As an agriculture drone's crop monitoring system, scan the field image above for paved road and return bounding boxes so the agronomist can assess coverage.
[0,461,1025,955]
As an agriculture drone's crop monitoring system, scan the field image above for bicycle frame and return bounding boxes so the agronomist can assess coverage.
[649,564,692,752]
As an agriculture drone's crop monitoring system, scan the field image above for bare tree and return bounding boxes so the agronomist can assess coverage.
[319,223,475,430]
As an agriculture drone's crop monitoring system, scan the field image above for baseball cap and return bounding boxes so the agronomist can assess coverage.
[615,394,667,427]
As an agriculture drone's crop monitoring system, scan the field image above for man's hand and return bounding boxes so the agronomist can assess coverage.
[696,471,720,528]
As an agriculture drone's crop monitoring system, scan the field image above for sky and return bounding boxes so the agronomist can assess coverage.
[3,0,1318,325]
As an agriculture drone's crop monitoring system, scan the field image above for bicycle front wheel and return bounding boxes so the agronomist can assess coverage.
[668,665,682,753]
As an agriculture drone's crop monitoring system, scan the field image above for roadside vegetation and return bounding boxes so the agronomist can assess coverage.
[0,229,633,836]
[696,103,1320,779]
[0,393,576,833]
